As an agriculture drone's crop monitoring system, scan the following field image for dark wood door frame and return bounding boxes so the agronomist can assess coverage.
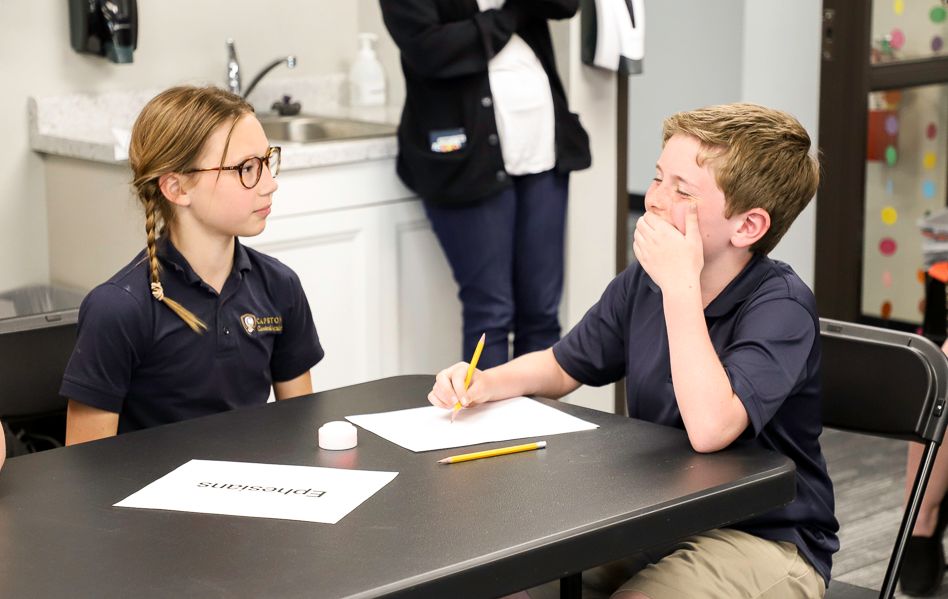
[815,1,872,321]
[816,0,948,323]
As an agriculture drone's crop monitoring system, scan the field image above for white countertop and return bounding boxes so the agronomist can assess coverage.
[28,75,401,171]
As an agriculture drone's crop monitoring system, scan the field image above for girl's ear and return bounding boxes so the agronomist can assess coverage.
[158,173,191,207]
[731,207,771,249]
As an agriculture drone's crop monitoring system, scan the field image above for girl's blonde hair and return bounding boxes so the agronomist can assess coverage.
[128,85,253,333]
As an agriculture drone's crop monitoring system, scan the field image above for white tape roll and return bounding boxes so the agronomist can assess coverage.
[318,421,358,450]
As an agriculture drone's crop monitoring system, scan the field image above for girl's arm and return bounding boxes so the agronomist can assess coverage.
[65,400,119,445]
[274,371,313,401]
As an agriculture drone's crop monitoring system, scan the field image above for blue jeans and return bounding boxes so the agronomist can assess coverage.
[424,170,569,368]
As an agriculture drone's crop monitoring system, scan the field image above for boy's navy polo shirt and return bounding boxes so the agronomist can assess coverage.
[61,237,324,434]
[552,255,840,585]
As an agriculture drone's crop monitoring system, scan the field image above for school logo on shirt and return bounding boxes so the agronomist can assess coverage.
[239,313,283,336]
[240,313,257,334]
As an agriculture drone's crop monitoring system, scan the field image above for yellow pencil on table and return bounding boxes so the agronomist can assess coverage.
[451,332,485,423]
[437,441,547,464]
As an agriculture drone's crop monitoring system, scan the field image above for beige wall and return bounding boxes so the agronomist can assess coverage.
[627,0,821,288]
[741,0,822,289]
[0,0,358,293]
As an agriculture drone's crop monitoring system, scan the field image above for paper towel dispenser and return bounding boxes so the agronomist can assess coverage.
[69,0,138,64]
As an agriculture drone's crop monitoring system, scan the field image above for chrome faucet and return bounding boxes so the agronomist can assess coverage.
[225,39,297,99]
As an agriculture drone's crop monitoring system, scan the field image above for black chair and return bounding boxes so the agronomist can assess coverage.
[0,315,78,452]
[820,318,948,598]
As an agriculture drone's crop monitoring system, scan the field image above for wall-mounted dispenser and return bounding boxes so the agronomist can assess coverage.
[69,0,138,64]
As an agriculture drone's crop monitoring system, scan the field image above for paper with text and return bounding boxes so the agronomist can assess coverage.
[114,460,397,524]
[347,397,599,452]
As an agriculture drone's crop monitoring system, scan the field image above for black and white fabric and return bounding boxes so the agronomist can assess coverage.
[581,0,644,74]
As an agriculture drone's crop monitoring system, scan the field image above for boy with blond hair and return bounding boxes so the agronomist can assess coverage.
[428,103,839,597]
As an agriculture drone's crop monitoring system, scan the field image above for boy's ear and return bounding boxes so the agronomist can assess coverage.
[731,208,771,249]
[158,173,191,208]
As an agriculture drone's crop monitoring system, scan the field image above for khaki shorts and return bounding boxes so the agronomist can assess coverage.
[611,528,825,599]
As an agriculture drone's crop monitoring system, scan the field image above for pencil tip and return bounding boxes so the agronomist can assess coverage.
[437,458,448,464]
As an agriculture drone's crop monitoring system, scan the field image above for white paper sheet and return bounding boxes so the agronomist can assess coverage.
[114,460,397,524]
[346,397,599,452]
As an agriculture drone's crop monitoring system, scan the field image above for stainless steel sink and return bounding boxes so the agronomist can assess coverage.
[258,114,396,143]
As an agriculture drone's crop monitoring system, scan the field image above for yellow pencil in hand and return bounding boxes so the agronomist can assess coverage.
[438,441,547,464]
[451,332,485,423]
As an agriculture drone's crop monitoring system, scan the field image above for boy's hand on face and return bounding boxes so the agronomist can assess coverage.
[633,201,704,293]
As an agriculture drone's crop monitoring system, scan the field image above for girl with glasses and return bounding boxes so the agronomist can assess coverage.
[61,86,324,444]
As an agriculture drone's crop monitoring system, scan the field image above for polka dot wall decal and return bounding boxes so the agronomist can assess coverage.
[885,114,899,135]
[932,5,947,23]
[883,271,893,287]
[928,123,938,139]
[880,237,898,255]
[894,0,904,14]
[881,301,893,319]
[886,178,894,195]
[881,206,898,225]
[924,152,937,170]
[923,179,936,198]
[890,28,906,49]
[919,269,927,284]
[934,36,944,52]
[885,145,898,166]
[884,90,903,105]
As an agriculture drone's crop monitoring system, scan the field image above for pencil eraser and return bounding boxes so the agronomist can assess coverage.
[318,421,358,450]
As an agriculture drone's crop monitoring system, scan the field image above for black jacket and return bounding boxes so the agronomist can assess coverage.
[380,0,591,204]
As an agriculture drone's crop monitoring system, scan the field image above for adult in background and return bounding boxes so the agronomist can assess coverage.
[380,0,591,368]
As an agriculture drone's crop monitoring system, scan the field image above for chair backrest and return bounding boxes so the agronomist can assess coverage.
[0,316,78,420]
[820,318,948,598]
[820,318,948,444]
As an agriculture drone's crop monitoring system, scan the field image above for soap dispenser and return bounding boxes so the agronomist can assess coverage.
[348,33,386,107]
[69,0,138,64]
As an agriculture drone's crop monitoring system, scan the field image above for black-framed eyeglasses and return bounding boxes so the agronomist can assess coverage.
[184,146,281,189]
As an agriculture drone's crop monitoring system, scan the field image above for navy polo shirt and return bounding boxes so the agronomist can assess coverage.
[552,255,840,585]
[61,237,324,434]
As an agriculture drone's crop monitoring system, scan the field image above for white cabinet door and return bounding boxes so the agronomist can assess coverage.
[378,200,462,378]
[245,205,382,393]
[243,161,461,393]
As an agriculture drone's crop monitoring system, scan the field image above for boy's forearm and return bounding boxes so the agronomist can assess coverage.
[485,348,580,400]
[662,289,749,452]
